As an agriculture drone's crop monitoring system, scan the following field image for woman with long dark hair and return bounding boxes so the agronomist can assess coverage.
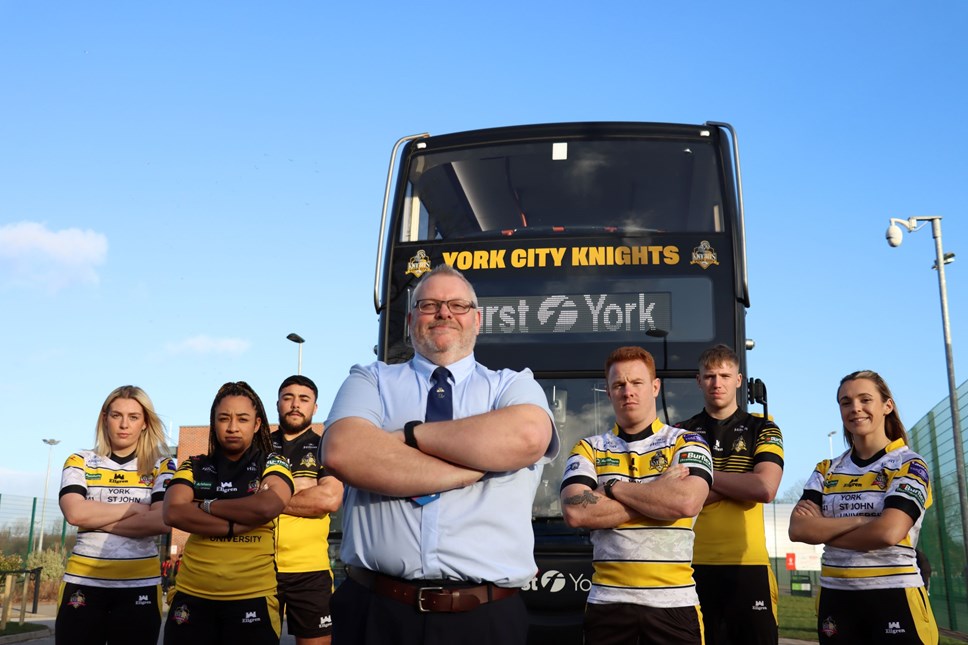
[789,370,938,644]
[163,381,293,644]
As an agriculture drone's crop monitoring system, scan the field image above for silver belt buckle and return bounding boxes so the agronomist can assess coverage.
[416,586,444,613]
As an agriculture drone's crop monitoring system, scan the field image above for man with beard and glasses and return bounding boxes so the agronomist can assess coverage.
[322,263,558,645]
[271,375,343,645]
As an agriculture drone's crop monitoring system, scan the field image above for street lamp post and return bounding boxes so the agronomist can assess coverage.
[38,438,60,553]
[287,333,305,375]
[885,215,968,569]
[827,430,837,459]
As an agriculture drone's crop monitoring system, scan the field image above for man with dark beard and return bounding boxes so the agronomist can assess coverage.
[271,375,343,645]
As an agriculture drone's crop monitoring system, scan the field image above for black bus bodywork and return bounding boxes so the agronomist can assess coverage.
[372,122,752,643]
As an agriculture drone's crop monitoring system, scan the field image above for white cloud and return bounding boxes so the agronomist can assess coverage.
[165,335,251,356]
[0,221,108,291]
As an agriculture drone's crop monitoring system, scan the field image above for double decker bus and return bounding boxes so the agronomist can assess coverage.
[371,121,755,643]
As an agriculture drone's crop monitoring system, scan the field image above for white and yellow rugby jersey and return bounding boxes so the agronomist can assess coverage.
[677,410,784,565]
[801,438,931,591]
[270,429,332,574]
[170,450,294,601]
[561,419,713,608]
[60,451,176,588]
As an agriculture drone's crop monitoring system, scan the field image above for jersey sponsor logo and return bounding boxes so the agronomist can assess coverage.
[195,481,213,490]
[211,534,262,543]
[320,615,332,628]
[682,433,706,445]
[135,594,151,606]
[405,250,432,277]
[242,610,261,624]
[690,240,719,270]
[897,483,927,507]
[110,473,127,483]
[172,604,190,625]
[85,472,102,481]
[595,457,620,467]
[712,439,723,452]
[649,452,670,471]
[678,450,712,470]
[566,461,580,472]
[762,435,783,447]
[844,478,863,488]
[68,590,86,608]
[752,600,768,611]
[821,616,837,637]
[217,481,238,494]
[202,464,217,474]
[885,621,906,635]
[734,424,748,433]
[824,478,838,489]
[267,454,288,469]
[248,479,262,493]
[908,460,929,483]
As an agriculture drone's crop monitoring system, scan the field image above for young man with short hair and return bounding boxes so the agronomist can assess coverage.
[676,344,784,645]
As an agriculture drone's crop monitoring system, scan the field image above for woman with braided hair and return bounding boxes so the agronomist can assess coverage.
[163,381,293,644]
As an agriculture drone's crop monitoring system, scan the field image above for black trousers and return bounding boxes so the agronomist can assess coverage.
[331,576,529,645]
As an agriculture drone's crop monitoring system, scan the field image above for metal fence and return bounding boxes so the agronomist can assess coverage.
[909,378,968,632]
[0,494,75,561]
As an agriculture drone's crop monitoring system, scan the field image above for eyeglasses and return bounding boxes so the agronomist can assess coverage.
[413,299,477,315]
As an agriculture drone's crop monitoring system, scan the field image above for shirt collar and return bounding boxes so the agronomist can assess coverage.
[412,352,476,386]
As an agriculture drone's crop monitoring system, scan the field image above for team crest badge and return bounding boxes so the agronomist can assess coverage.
[406,250,432,277]
[68,590,86,608]
[173,604,191,625]
[874,471,889,490]
[300,453,317,468]
[649,452,669,472]
[732,437,748,454]
[821,616,837,637]
[690,240,719,270]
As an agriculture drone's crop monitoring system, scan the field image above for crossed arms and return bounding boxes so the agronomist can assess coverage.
[561,464,710,529]
[322,404,553,498]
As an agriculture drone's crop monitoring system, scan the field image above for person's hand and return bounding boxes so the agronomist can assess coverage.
[793,499,822,517]
[659,463,689,481]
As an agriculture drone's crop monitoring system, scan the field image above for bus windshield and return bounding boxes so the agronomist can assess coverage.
[399,139,727,242]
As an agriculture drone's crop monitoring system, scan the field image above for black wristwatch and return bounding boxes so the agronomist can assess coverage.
[603,478,619,500]
[404,421,423,449]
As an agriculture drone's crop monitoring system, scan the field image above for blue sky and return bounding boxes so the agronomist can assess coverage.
[1,1,965,503]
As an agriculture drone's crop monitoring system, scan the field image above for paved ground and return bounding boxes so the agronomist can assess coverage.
[2,601,818,644]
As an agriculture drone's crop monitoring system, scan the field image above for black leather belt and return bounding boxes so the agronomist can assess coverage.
[346,566,518,613]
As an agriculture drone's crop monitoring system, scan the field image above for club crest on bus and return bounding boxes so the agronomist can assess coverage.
[690,240,719,270]
[405,250,432,277]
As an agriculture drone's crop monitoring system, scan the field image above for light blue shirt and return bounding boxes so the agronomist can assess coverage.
[325,352,559,588]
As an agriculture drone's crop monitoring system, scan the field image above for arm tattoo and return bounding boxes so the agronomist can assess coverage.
[563,490,600,507]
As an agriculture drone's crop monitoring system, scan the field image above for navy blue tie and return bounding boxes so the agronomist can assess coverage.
[412,367,453,505]
[426,367,453,423]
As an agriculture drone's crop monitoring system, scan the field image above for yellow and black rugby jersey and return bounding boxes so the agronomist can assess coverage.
[169,448,294,601]
[676,409,784,565]
[801,438,931,591]
[270,429,332,573]
[561,419,713,608]
[60,451,176,588]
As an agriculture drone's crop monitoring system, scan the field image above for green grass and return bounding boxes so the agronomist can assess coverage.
[778,592,967,644]
[0,621,46,637]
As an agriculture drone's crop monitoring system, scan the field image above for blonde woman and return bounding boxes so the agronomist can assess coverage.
[789,371,938,644]
[57,385,175,645]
